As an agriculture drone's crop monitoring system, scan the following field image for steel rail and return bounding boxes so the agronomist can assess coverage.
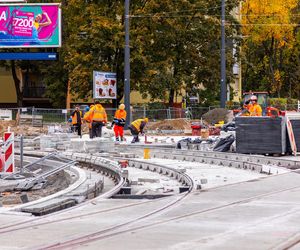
[37,178,300,250]
[0,155,194,237]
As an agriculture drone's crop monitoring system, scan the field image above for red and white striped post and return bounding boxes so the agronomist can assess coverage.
[4,131,14,173]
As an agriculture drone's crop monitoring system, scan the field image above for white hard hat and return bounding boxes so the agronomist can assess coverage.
[250,95,258,101]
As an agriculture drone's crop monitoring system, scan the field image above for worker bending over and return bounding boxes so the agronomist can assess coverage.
[248,95,262,116]
[90,101,107,138]
[112,104,127,141]
[128,118,148,143]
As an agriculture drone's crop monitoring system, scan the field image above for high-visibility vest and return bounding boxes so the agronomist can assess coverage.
[249,103,262,116]
[91,104,107,122]
[83,111,92,129]
[71,111,82,125]
[114,110,127,120]
[113,109,127,126]
[131,119,145,132]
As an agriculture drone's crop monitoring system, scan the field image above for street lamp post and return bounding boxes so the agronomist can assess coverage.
[220,0,227,108]
[124,0,131,127]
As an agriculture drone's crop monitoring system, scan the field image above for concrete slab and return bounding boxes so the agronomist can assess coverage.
[1,150,300,249]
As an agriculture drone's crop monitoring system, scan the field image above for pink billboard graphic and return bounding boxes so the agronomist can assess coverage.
[0,4,61,48]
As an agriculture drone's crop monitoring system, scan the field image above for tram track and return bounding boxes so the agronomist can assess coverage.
[2,146,300,250]
[0,151,194,235]
[36,173,300,250]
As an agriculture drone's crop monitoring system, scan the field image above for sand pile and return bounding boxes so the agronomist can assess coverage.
[0,120,47,137]
[146,119,192,131]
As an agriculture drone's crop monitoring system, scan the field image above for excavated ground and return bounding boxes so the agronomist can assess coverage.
[1,171,71,206]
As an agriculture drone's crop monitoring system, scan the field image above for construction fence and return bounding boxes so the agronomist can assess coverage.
[0,104,299,127]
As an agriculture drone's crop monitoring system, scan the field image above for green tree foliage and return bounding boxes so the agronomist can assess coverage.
[130,0,239,106]
[0,0,240,107]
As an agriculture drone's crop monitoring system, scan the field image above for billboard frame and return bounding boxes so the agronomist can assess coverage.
[93,70,117,100]
[0,3,61,48]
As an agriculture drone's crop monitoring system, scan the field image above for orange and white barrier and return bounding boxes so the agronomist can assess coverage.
[4,132,14,173]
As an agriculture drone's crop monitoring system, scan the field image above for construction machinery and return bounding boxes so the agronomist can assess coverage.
[234,91,283,117]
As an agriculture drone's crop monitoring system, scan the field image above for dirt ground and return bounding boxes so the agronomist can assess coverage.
[146,119,193,131]
[1,171,71,206]
[0,120,48,137]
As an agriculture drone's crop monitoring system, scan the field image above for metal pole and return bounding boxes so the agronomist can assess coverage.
[20,135,23,174]
[220,0,226,108]
[124,0,131,128]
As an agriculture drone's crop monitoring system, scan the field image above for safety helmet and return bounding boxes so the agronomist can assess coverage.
[144,117,149,123]
[119,104,125,110]
[85,106,90,112]
[250,95,258,101]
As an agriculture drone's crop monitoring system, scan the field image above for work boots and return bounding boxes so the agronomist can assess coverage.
[131,135,139,143]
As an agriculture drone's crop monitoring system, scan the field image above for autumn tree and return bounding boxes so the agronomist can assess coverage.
[241,0,300,98]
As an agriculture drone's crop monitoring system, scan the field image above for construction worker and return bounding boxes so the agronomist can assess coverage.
[90,101,107,138]
[112,103,127,141]
[248,95,262,116]
[71,105,82,137]
[128,118,148,143]
[83,104,94,139]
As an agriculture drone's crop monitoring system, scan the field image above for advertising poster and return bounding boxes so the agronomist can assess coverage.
[93,71,117,99]
[0,4,61,48]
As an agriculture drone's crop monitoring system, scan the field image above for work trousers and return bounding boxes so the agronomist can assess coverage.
[114,125,124,138]
[73,123,81,137]
[129,126,139,143]
[92,121,103,138]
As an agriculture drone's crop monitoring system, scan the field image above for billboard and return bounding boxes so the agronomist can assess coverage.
[0,3,61,48]
[93,71,117,99]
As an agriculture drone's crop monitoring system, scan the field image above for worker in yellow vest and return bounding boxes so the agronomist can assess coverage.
[71,105,82,137]
[89,101,107,138]
[248,95,262,116]
[128,118,148,143]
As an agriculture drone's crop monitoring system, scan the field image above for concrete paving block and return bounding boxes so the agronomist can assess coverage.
[21,198,76,216]
[118,187,131,195]
[200,179,208,184]
[122,170,129,179]
[179,186,190,193]
[138,178,159,183]
[20,193,29,203]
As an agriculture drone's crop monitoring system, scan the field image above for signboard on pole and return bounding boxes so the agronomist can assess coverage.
[0,3,61,48]
[93,71,117,99]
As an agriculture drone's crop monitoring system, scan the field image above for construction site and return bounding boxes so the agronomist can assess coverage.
[1,0,300,248]
[0,104,300,250]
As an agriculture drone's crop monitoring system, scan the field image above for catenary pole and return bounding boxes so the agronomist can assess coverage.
[124,0,131,128]
[220,0,226,108]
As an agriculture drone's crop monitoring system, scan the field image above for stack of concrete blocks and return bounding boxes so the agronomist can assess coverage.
[69,137,115,153]
[40,133,78,151]
[14,137,40,151]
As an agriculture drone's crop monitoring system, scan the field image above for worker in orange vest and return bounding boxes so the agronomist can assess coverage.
[128,118,148,143]
[248,95,262,116]
[112,104,127,141]
[83,104,94,138]
[71,105,82,137]
[89,100,107,138]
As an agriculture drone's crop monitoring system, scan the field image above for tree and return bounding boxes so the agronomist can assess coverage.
[61,0,240,107]
[241,0,300,98]
[129,0,240,106]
